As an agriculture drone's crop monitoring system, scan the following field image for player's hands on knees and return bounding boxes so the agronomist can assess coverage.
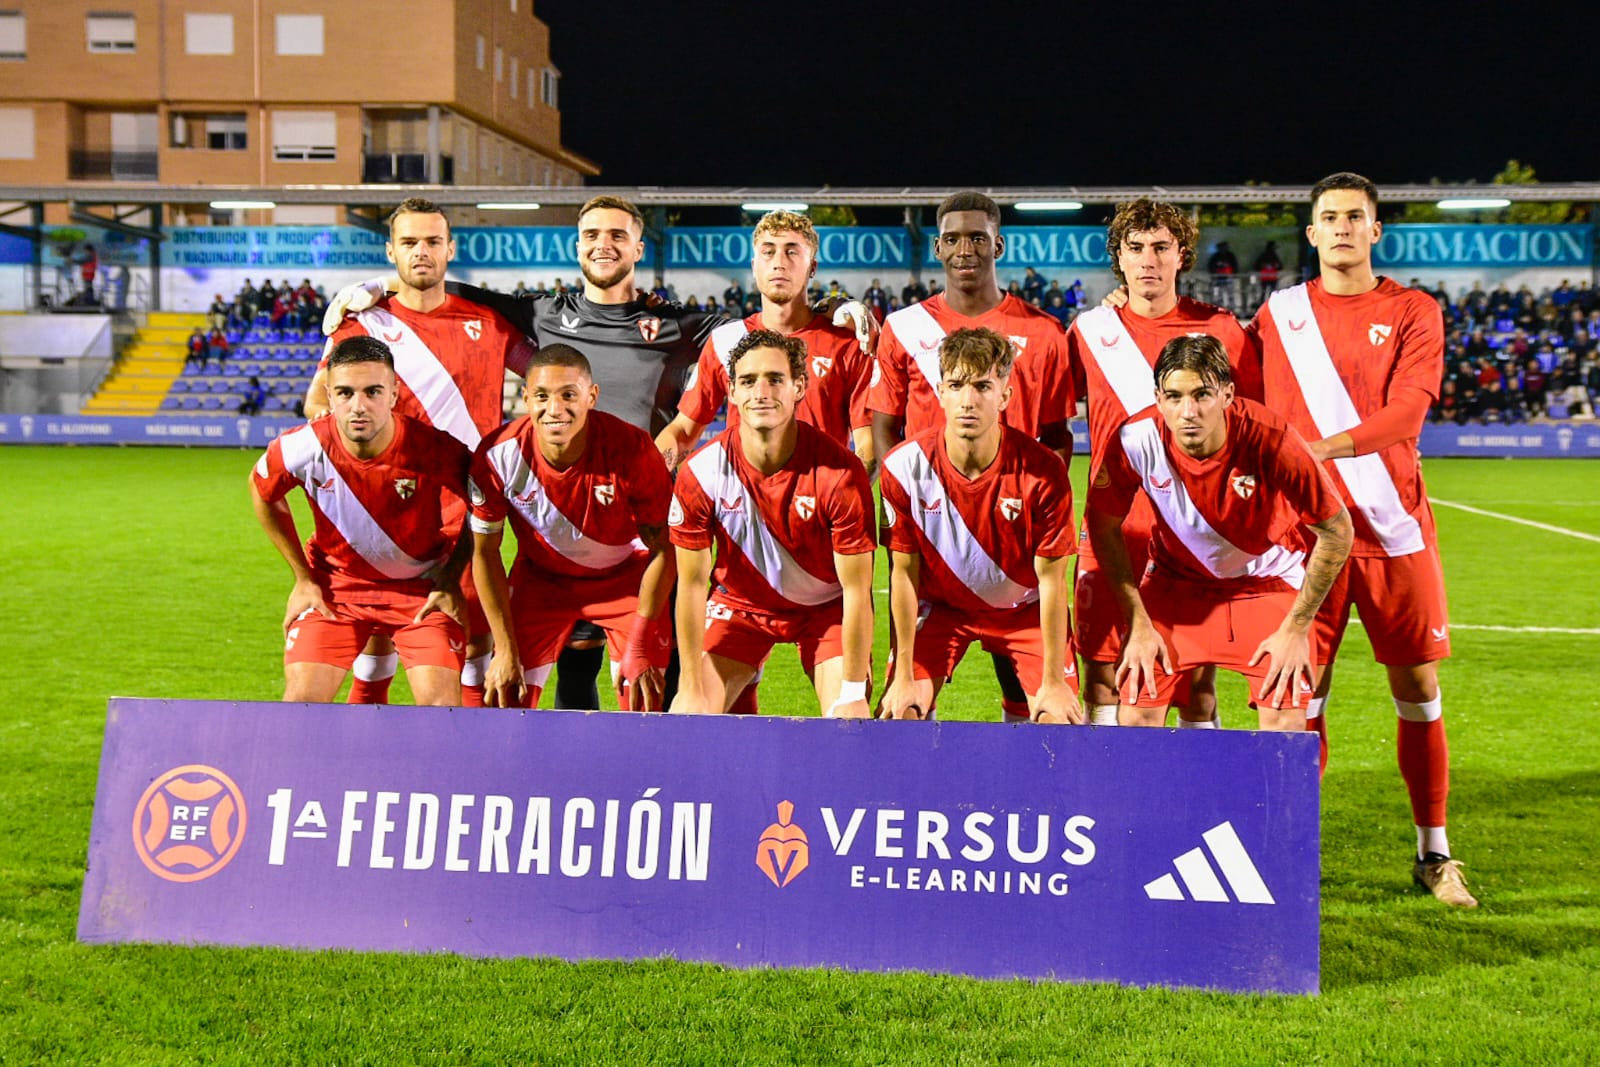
[627,668,667,712]
[667,688,713,715]
[832,300,880,356]
[321,277,391,335]
[1101,286,1130,311]
[483,652,526,708]
[1116,623,1172,703]
[829,698,873,719]
[1250,622,1314,709]
[415,585,467,629]
[880,676,932,720]
[1029,679,1084,724]
[284,578,335,633]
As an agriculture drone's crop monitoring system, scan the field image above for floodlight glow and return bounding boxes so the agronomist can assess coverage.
[476,202,541,210]
[1436,198,1511,210]
[1014,201,1084,212]
[209,200,276,210]
[741,202,809,212]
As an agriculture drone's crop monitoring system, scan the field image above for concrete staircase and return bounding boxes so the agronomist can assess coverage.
[81,311,207,416]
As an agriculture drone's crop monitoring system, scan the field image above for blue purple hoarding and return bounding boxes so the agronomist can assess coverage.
[0,414,300,447]
[80,699,1320,994]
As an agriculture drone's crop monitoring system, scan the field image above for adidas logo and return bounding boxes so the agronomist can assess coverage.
[1143,821,1275,905]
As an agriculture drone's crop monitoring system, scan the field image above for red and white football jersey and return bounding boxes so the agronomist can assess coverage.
[881,427,1074,614]
[678,313,871,446]
[325,294,535,449]
[1251,278,1443,558]
[1090,399,1343,592]
[253,415,471,602]
[1070,298,1256,559]
[669,422,876,614]
[469,409,672,581]
[865,293,1075,447]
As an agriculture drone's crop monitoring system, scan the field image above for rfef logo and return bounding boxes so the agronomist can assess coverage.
[131,765,248,883]
[756,800,809,888]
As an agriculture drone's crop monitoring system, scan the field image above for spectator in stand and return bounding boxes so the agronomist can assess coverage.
[683,294,702,312]
[269,291,294,328]
[258,278,278,309]
[1460,281,1487,322]
[1487,283,1515,319]
[1513,293,1538,333]
[1534,341,1559,374]
[1551,355,1592,417]
[1207,240,1238,275]
[1478,376,1514,423]
[1044,291,1072,329]
[186,327,208,371]
[208,294,230,332]
[229,293,250,330]
[927,278,944,298]
[1476,356,1502,392]
[238,278,261,322]
[1046,279,1063,304]
[1504,328,1530,362]
[238,375,270,416]
[825,279,848,301]
[78,243,99,304]
[902,275,928,306]
[1006,279,1025,302]
[1254,240,1283,294]
[1022,266,1047,305]
[1522,357,1548,418]
[1575,280,1596,313]
[1066,278,1086,309]
[206,327,230,370]
[1432,379,1465,424]
[1551,279,1575,308]
[723,280,746,308]
[863,277,890,321]
[651,276,672,302]
[1571,327,1595,360]
[512,280,530,298]
[1464,327,1491,359]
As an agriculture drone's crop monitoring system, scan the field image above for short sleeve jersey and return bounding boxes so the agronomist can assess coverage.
[1251,277,1443,558]
[881,427,1074,614]
[865,293,1075,447]
[252,415,471,602]
[669,422,877,614]
[468,409,672,581]
[678,313,872,445]
[325,294,534,450]
[1090,399,1344,592]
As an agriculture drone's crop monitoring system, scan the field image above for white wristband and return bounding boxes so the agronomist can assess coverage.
[835,679,868,704]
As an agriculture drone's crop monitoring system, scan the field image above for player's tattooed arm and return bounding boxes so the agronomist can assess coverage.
[1290,507,1354,629]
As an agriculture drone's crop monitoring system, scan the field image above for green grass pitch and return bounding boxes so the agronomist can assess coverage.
[0,447,1596,1063]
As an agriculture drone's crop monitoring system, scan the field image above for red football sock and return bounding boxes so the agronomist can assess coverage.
[728,683,759,715]
[1397,716,1450,827]
[1001,697,1030,724]
[460,684,485,708]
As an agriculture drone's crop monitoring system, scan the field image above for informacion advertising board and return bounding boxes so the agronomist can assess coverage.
[80,699,1320,994]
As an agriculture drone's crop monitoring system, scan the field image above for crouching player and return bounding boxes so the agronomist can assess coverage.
[251,336,473,705]
[668,330,876,717]
[1088,335,1353,727]
[878,328,1082,722]
[469,344,675,709]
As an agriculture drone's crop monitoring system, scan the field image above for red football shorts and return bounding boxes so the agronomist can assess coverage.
[507,561,644,704]
[285,597,465,671]
[906,601,1078,696]
[1123,574,1316,710]
[1074,511,1153,663]
[702,593,842,674]
[1315,544,1451,666]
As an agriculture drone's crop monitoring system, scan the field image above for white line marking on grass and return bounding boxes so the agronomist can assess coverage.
[1431,497,1600,544]
[1351,619,1600,635]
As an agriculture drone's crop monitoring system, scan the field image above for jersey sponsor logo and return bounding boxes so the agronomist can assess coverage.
[920,497,942,513]
[999,497,1023,521]
[382,329,404,343]
[755,800,809,888]
[316,477,335,491]
[1431,625,1449,642]
[719,495,743,512]
[811,356,833,379]
[559,313,581,333]
[1230,473,1257,500]
[448,635,465,654]
[595,483,616,506]
[464,320,483,342]
[1147,475,1173,492]
[1286,319,1307,333]
[393,477,417,500]
[515,482,540,504]
[1142,821,1275,905]
[668,496,685,526]
[131,765,249,884]
[637,317,662,342]
[795,495,816,520]
[1099,334,1121,348]
[916,336,940,352]
[1368,322,1393,346]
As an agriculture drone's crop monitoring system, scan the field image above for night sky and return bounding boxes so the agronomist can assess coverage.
[541,3,1600,191]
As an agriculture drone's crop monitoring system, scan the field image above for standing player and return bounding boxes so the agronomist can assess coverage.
[879,328,1082,724]
[305,197,534,706]
[1252,172,1473,906]
[469,345,675,710]
[251,336,473,705]
[655,210,874,471]
[1087,335,1353,728]
[1071,199,1256,726]
[867,190,1076,724]
[668,330,876,718]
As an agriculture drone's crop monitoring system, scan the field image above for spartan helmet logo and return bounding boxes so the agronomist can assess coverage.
[19,415,34,438]
[236,418,251,442]
[1557,427,1574,452]
[755,800,809,888]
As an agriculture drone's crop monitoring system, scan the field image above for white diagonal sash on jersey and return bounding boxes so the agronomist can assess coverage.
[1076,306,1157,416]
[884,442,1035,610]
[1267,286,1424,557]
[891,302,948,392]
[357,308,481,449]
[710,320,750,363]
[687,442,841,606]
[483,437,641,571]
[279,426,440,580]
[1119,420,1306,588]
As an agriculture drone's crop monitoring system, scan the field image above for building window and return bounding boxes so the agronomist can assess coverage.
[275,14,323,56]
[509,56,518,98]
[0,11,25,61]
[87,12,137,53]
[0,107,34,159]
[526,70,535,108]
[541,67,559,108]
[272,110,337,161]
[510,0,517,10]
[171,112,247,150]
[494,46,502,82]
[475,35,485,70]
[184,13,233,55]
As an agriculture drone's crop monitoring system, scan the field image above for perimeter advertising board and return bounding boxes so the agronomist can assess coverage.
[80,699,1320,994]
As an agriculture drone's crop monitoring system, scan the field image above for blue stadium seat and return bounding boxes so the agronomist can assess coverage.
[1549,400,1569,419]
[200,396,224,410]
[180,396,201,411]
[160,396,182,410]
[226,329,243,345]
[169,379,189,394]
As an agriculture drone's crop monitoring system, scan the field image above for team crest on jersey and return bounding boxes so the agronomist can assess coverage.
[668,497,685,526]
[999,497,1023,521]
[637,317,662,342]
[393,477,417,500]
[1368,323,1392,346]
[559,314,581,333]
[870,360,882,388]
[1008,335,1028,350]
[795,495,816,520]
[464,319,483,341]
[1230,473,1257,500]
[811,356,833,379]
[595,483,616,506]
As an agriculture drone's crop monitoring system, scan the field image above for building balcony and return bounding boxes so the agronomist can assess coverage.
[69,150,159,182]
[361,152,454,185]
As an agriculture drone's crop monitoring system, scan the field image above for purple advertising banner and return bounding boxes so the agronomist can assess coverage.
[80,699,1320,994]
[0,414,300,448]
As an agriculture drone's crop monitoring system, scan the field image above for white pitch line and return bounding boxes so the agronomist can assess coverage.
[1432,497,1600,544]
[1350,619,1598,635]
